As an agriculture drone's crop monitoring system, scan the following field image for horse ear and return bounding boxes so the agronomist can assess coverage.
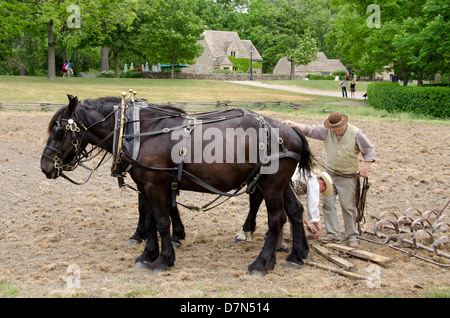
[67,94,78,115]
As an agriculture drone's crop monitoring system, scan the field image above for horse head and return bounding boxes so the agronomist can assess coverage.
[41,94,88,179]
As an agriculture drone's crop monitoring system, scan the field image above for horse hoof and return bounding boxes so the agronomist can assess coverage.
[150,267,169,276]
[233,237,246,244]
[285,261,303,269]
[127,239,143,245]
[135,261,151,270]
[172,240,182,248]
[234,230,252,244]
[247,270,265,277]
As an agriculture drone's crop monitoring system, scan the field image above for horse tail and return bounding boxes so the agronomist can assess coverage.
[291,127,312,177]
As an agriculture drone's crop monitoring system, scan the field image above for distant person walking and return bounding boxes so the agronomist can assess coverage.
[340,79,348,98]
[62,61,69,77]
[68,61,74,77]
[350,79,356,98]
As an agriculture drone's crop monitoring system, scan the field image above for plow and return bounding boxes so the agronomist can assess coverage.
[358,199,450,267]
[306,199,449,282]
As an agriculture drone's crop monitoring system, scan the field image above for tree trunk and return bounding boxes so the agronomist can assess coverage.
[101,47,110,72]
[290,60,295,80]
[171,55,175,79]
[417,69,423,86]
[114,49,120,78]
[17,38,25,76]
[47,20,57,79]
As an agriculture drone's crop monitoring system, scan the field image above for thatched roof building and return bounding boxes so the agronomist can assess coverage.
[273,52,347,77]
[183,30,262,74]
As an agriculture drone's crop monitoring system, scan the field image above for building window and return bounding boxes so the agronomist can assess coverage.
[230,51,236,57]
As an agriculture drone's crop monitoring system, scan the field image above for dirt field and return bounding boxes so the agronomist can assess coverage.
[0,110,449,298]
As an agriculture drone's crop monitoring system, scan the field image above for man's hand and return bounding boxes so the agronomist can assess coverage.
[305,219,321,239]
[359,161,372,177]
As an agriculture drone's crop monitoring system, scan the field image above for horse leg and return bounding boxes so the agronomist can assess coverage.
[135,195,159,269]
[248,191,286,276]
[283,186,309,268]
[169,204,185,247]
[129,186,185,247]
[128,188,148,244]
[145,186,175,275]
[234,187,263,243]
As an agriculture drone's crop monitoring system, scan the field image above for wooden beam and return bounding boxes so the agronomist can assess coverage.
[325,243,391,265]
[305,261,368,280]
[312,244,357,272]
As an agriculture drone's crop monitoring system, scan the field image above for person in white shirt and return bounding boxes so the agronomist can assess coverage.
[276,169,333,252]
[234,169,333,251]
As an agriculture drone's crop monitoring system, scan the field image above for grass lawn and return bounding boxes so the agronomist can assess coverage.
[0,76,446,124]
[0,76,325,104]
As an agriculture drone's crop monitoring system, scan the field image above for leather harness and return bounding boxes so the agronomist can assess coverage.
[111,98,302,210]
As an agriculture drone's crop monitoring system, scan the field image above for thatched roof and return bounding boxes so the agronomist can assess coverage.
[273,52,347,75]
[203,30,262,61]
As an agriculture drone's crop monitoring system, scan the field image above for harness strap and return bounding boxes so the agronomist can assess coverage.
[114,103,303,211]
[121,150,301,197]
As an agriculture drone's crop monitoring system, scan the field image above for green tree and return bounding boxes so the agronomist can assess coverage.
[138,0,205,79]
[1,0,76,78]
[65,0,140,77]
[253,0,321,79]
[393,0,450,85]
[325,0,448,85]
[196,0,250,34]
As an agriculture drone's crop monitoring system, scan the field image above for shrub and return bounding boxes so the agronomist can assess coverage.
[228,56,262,73]
[307,74,335,80]
[367,82,450,119]
[212,68,234,74]
[332,71,347,77]
[422,83,450,87]
[120,71,143,78]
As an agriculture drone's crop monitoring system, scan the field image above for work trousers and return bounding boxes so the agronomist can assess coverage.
[323,174,358,241]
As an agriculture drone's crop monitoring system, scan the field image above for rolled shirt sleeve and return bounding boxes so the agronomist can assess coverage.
[355,130,376,162]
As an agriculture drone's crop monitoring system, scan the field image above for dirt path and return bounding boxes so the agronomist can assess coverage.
[227,81,366,100]
[0,111,448,298]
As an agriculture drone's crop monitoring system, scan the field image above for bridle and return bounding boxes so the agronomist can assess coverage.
[42,117,85,173]
[42,107,117,184]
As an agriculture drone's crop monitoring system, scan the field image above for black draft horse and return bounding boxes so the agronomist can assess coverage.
[41,95,312,275]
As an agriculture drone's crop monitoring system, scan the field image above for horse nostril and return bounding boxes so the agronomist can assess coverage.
[41,167,52,179]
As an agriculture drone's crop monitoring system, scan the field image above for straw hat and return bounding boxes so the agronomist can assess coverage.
[318,171,333,196]
[323,112,348,131]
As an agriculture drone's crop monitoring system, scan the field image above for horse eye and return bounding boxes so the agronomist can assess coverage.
[53,127,65,141]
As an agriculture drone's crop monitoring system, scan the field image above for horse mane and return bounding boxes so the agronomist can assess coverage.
[142,102,187,115]
[48,97,187,133]
[48,107,65,133]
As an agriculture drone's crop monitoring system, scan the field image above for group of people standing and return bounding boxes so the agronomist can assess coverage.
[340,73,357,98]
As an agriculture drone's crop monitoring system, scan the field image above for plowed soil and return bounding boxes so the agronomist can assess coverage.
[0,110,448,298]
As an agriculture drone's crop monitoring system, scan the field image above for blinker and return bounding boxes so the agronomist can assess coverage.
[53,127,65,141]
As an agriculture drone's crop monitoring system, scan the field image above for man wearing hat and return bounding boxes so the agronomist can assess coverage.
[283,112,375,247]
[290,168,333,241]
[233,168,333,248]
